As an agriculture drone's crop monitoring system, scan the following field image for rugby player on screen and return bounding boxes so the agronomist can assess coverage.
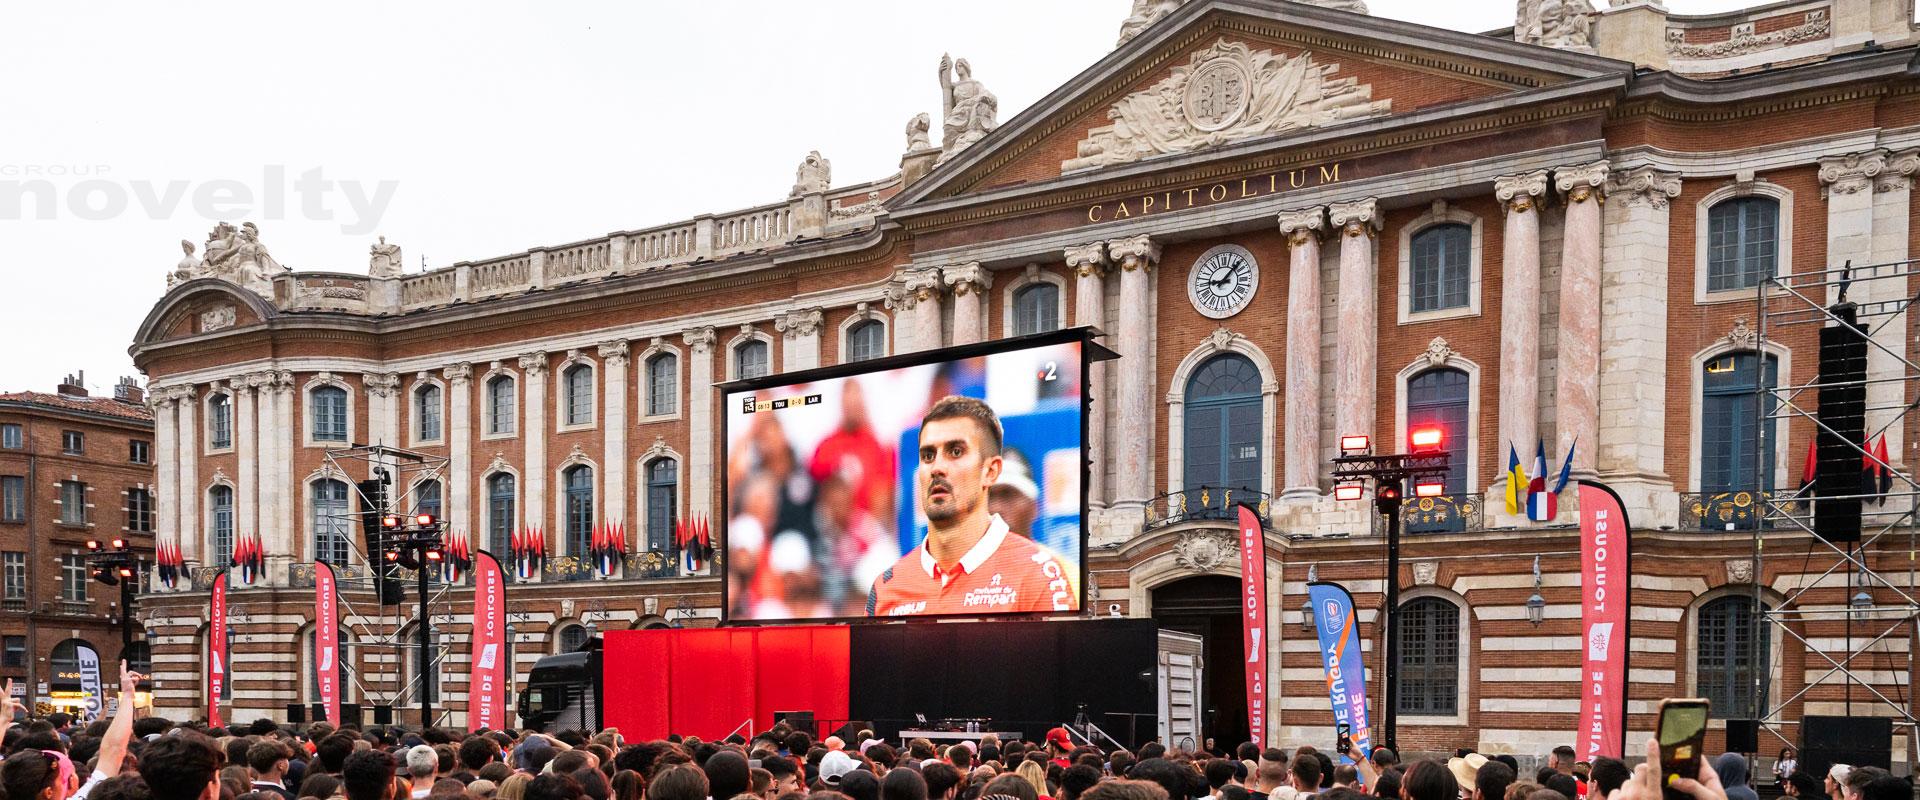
[867,395,1073,616]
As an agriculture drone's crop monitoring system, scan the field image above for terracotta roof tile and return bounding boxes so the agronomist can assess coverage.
[0,391,153,423]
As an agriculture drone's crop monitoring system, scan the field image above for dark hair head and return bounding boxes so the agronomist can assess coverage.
[981,774,1040,800]
[316,735,358,775]
[648,765,710,800]
[1475,761,1517,800]
[1372,769,1402,800]
[1543,774,1579,800]
[248,741,291,775]
[1334,766,1359,787]
[1320,789,1369,800]
[250,720,279,737]
[1128,759,1187,800]
[1788,772,1821,799]
[93,774,153,800]
[341,750,396,800]
[458,738,500,772]
[572,768,611,800]
[1862,777,1909,800]
[921,762,963,800]
[883,767,929,800]
[1526,791,1570,800]
[1235,744,1261,763]
[1205,760,1237,790]
[1550,748,1575,761]
[552,752,592,777]
[840,770,882,800]
[1080,780,1170,800]
[704,751,751,800]
[1586,758,1629,798]
[921,396,1003,456]
[1403,761,1460,800]
[1314,753,1335,789]
[611,771,645,800]
[947,746,973,771]
[0,750,59,800]
[526,773,583,800]
[1291,757,1322,790]
[145,732,224,800]
[297,773,341,800]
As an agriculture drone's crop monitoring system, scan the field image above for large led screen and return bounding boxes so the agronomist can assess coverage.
[724,336,1086,622]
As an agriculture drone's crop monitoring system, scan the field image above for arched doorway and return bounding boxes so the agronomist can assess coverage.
[1152,575,1247,747]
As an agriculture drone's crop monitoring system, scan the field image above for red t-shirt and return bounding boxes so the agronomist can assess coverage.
[867,515,1073,616]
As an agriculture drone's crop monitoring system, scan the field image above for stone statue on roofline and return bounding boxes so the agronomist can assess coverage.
[368,235,403,279]
[905,113,932,152]
[169,220,282,297]
[1517,0,1595,51]
[937,53,998,161]
[790,150,831,197]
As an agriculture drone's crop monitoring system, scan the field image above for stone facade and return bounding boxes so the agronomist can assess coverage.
[127,0,1920,757]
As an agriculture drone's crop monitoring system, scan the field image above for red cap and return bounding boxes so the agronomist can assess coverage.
[1046,727,1073,749]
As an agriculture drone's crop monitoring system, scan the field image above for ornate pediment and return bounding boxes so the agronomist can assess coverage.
[1062,38,1390,172]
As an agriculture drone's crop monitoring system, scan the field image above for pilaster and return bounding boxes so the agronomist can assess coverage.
[944,263,992,346]
[595,342,628,530]
[1328,198,1380,454]
[175,386,199,565]
[518,354,549,540]
[444,363,474,536]
[1494,169,1550,522]
[776,309,825,371]
[683,327,718,524]
[1277,207,1328,501]
[1554,160,1608,478]
[1066,242,1110,512]
[1109,234,1161,523]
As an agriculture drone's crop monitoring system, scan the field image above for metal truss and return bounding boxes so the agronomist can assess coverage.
[1755,259,1920,770]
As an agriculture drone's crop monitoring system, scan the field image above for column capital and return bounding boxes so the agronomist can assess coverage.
[1495,170,1551,213]
[1109,234,1161,272]
[442,362,475,385]
[595,340,630,369]
[1819,149,1889,196]
[362,372,401,397]
[1875,148,1920,193]
[942,262,991,296]
[1555,160,1610,204]
[1327,198,1381,238]
[775,308,825,339]
[1064,242,1109,278]
[892,266,945,308]
[515,353,549,378]
[1605,166,1682,210]
[681,326,717,353]
[1276,206,1327,245]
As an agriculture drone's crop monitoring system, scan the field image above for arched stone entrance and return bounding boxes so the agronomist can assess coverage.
[1152,575,1247,748]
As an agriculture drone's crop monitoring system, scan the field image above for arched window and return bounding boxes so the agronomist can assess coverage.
[1013,283,1061,336]
[846,320,885,363]
[486,376,515,435]
[415,384,442,442]
[49,639,94,696]
[1395,597,1460,716]
[1407,368,1469,493]
[311,386,348,442]
[736,340,771,380]
[209,486,234,567]
[564,465,594,557]
[312,479,351,565]
[1183,353,1262,496]
[487,474,516,556]
[1410,224,1472,313]
[1700,351,1778,494]
[645,459,679,553]
[563,365,594,426]
[208,393,233,449]
[303,627,350,704]
[415,480,442,521]
[1707,197,1779,292]
[1697,595,1768,719]
[646,353,678,416]
[557,624,590,654]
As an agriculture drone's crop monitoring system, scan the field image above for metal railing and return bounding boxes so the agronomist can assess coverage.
[1143,486,1273,532]
[1679,489,1804,531]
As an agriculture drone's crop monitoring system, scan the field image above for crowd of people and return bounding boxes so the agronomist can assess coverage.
[1,670,1914,800]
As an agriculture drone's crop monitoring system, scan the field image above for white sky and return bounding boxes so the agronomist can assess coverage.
[0,0,1756,394]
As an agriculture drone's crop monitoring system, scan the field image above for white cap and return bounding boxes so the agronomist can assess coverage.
[1830,764,1852,784]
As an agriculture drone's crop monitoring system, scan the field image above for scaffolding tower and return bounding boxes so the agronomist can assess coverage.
[1756,259,1920,771]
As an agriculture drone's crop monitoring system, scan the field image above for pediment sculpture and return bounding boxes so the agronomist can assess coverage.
[1063,39,1391,172]
[167,220,285,298]
[938,54,999,161]
[1516,0,1595,52]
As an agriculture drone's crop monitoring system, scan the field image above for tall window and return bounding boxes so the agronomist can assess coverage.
[60,556,87,602]
[846,320,885,363]
[1700,351,1778,494]
[558,624,590,654]
[1182,353,1262,496]
[312,479,351,565]
[210,486,234,566]
[487,474,516,556]
[486,376,516,435]
[645,459,678,553]
[1410,223,1471,313]
[1013,283,1061,336]
[127,488,154,533]
[1707,197,1779,292]
[2,553,24,600]
[59,481,86,525]
[209,394,233,449]
[646,353,678,416]
[129,440,150,465]
[2,637,22,668]
[1395,597,1460,716]
[0,424,19,450]
[311,386,348,442]
[1407,368,1469,493]
[415,480,443,521]
[0,477,22,523]
[736,340,770,380]
[564,465,594,557]
[61,431,83,454]
[563,365,594,426]
[416,384,443,441]
[1698,595,1768,719]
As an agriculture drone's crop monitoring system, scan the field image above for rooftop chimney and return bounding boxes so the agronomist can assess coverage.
[114,376,144,404]
[56,371,87,398]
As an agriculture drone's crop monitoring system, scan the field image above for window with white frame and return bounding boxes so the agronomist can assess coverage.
[487,473,516,556]
[564,465,594,557]
[646,353,678,417]
[415,480,443,521]
[210,485,234,566]
[0,424,19,450]
[129,440,150,465]
[486,375,516,435]
[1697,595,1769,719]
[60,556,87,602]
[735,340,770,380]
[0,477,22,523]
[1012,283,1061,336]
[645,458,678,553]
[1700,351,1777,494]
[312,479,351,565]
[846,320,885,362]
[1394,596,1460,716]
[61,430,83,455]
[558,623,590,654]
[563,364,594,426]
[127,488,154,533]
[1706,197,1779,293]
[208,394,232,449]
[415,384,443,442]
[2,553,24,600]
[311,386,348,442]
[58,480,85,525]
[1410,223,1472,314]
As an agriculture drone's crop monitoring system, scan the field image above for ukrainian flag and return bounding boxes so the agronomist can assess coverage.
[1505,443,1527,515]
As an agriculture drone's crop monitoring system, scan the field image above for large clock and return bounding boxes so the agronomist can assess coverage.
[1187,245,1259,319]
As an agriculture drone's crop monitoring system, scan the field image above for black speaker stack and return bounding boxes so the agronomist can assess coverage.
[1800,715,1892,780]
[1813,303,1868,543]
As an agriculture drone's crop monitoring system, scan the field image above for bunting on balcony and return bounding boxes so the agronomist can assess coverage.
[232,533,265,585]
[156,539,183,589]
[678,515,713,574]
[1800,434,1895,505]
[590,522,627,577]
[510,528,545,580]
[441,531,472,584]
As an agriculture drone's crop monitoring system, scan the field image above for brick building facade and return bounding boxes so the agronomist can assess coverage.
[130,0,1920,762]
[0,374,155,715]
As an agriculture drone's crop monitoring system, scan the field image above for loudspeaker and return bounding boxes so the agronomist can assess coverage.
[830,721,868,745]
[1813,306,1868,543]
[285,703,306,724]
[1725,719,1758,753]
[372,704,394,725]
[340,703,362,727]
[1802,715,1892,781]
[776,710,815,735]
[311,704,326,724]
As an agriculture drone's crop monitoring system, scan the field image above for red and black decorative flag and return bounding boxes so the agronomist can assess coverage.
[678,515,713,573]
[511,528,545,580]
[441,531,472,584]
[157,539,183,589]
[232,534,265,585]
[1865,434,1894,505]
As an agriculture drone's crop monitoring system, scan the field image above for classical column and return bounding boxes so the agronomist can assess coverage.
[1555,161,1608,476]
[1277,206,1327,500]
[264,372,294,575]
[152,392,178,556]
[518,354,549,541]
[945,263,991,345]
[1065,242,1109,509]
[1109,234,1161,514]
[176,386,199,565]
[235,377,258,554]
[896,267,945,352]
[362,373,402,450]
[1869,151,1918,470]
[1329,198,1380,448]
[1496,170,1549,484]
[445,363,474,535]
[776,309,824,371]
[595,343,628,528]
[1598,167,1681,524]
[683,327,718,522]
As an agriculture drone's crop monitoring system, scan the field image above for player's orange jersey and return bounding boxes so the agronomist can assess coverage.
[867,514,1074,617]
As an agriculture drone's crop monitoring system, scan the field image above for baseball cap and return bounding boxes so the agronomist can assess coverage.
[820,750,858,784]
[1046,727,1074,749]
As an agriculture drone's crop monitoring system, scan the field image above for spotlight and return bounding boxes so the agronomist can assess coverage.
[1333,484,1365,502]
[1339,435,1371,455]
[1409,426,1444,453]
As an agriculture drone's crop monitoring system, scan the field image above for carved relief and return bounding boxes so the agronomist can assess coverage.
[1172,530,1239,572]
[1424,336,1455,367]
[1063,39,1390,172]
[1606,167,1682,210]
[199,305,237,333]
[1725,558,1754,584]
[1665,10,1829,59]
[1412,561,1439,586]
[1723,317,1758,349]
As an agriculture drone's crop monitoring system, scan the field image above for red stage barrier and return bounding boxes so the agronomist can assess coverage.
[602,625,850,740]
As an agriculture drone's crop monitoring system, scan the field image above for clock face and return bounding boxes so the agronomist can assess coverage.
[1188,248,1258,319]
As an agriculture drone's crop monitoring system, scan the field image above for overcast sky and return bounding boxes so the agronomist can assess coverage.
[0,0,1756,394]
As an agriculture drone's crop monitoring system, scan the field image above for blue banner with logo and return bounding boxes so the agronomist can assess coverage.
[1308,581,1374,764]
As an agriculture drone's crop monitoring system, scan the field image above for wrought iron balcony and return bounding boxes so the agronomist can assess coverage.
[1395,492,1483,535]
[1678,490,1804,531]
[0,598,22,613]
[1143,486,1273,533]
[624,550,682,580]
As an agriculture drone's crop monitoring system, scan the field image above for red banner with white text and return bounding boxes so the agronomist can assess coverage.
[208,571,228,728]
[314,561,341,726]
[1237,504,1269,746]
[468,551,508,732]
[1576,481,1631,759]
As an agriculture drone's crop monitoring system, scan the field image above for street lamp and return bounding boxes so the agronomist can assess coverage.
[83,539,143,659]
[1526,556,1546,627]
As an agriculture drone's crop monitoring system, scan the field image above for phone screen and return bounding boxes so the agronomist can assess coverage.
[1336,723,1353,756]
[1658,701,1710,796]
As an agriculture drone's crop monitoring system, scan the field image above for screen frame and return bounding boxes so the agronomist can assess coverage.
[715,325,1113,626]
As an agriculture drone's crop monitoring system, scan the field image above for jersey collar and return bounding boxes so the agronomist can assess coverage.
[920,513,1010,580]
